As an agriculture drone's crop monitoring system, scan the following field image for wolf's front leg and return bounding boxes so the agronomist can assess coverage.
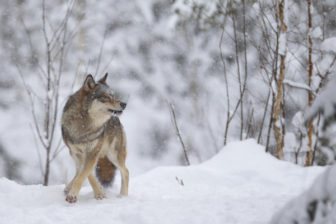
[64,151,82,196]
[65,176,81,203]
[64,172,80,196]
[65,151,101,203]
[64,179,74,196]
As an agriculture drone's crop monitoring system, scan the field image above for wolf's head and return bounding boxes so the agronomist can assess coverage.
[82,73,127,121]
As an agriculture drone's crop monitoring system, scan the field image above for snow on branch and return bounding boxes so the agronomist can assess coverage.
[304,77,336,127]
[278,32,287,56]
[283,79,314,94]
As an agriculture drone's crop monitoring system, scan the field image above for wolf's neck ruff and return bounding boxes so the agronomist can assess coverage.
[62,124,106,145]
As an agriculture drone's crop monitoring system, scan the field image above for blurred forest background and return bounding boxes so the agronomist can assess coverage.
[0,0,336,185]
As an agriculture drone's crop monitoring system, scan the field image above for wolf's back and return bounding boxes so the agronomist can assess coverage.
[96,156,116,187]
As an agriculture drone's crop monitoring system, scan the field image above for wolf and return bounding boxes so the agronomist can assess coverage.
[61,73,129,203]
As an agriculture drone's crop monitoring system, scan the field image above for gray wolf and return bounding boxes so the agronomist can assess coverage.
[61,73,129,203]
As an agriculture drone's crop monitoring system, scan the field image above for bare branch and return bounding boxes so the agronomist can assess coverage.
[220,27,231,146]
[30,124,44,177]
[232,15,244,140]
[15,63,48,149]
[95,30,108,76]
[169,103,190,166]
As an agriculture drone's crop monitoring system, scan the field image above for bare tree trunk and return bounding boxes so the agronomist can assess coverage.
[258,89,271,144]
[245,107,254,138]
[218,10,238,146]
[295,132,304,164]
[232,15,243,140]
[305,0,314,167]
[266,93,275,152]
[242,0,248,139]
[42,0,52,186]
[44,146,51,185]
[311,114,321,164]
[266,8,280,152]
[221,26,236,146]
[274,58,285,159]
[273,0,287,160]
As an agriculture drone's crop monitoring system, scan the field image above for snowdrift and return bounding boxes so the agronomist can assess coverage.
[0,140,325,224]
[271,165,336,224]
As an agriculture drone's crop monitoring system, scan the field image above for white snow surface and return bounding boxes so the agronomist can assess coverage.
[0,140,325,224]
[271,165,336,224]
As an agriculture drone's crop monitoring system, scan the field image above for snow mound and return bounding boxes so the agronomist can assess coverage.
[0,140,325,224]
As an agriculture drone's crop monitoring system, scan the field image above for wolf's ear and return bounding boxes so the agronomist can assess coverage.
[83,74,96,91]
[98,73,108,84]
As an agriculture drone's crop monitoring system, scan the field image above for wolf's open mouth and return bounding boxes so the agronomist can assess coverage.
[108,109,123,116]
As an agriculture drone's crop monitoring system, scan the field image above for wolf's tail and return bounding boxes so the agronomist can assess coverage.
[96,156,116,187]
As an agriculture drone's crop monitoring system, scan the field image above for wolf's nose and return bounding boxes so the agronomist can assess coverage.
[120,102,127,109]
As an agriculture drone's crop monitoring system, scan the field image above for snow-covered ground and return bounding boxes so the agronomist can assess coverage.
[0,140,325,224]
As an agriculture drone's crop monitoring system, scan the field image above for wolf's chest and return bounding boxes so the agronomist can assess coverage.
[68,135,117,159]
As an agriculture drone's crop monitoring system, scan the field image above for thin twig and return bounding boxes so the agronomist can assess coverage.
[30,124,44,177]
[16,63,48,149]
[220,27,231,146]
[169,103,190,166]
[232,15,244,140]
[95,30,107,76]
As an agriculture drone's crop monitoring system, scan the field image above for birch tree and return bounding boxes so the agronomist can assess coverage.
[273,0,287,160]
[305,0,314,166]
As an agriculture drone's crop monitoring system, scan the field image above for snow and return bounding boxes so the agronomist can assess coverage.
[292,111,305,130]
[321,37,336,53]
[135,0,153,24]
[284,132,297,152]
[0,140,325,224]
[271,166,336,224]
[311,27,322,39]
[283,79,312,93]
[278,32,287,56]
[304,77,336,124]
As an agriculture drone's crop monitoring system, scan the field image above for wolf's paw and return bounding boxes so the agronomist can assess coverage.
[65,194,77,203]
[117,193,128,198]
[94,191,106,200]
[119,190,128,197]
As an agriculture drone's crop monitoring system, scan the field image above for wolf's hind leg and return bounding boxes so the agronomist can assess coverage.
[109,155,129,196]
[119,165,129,196]
[88,173,105,199]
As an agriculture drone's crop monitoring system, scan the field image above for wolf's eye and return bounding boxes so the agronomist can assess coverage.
[99,95,110,102]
